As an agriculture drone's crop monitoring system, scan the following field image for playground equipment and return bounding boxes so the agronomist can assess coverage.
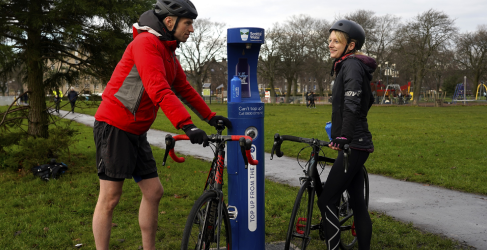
[381,84,402,104]
[452,76,474,104]
[475,82,487,101]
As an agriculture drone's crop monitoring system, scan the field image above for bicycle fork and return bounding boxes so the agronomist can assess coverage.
[196,194,222,250]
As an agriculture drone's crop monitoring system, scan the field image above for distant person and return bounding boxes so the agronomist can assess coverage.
[92,0,232,249]
[319,19,375,250]
[67,87,78,113]
[305,91,310,107]
[23,92,29,105]
[53,92,61,113]
[309,91,315,108]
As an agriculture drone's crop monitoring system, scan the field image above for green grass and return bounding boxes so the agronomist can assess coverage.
[67,101,487,194]
[0,117,470,249]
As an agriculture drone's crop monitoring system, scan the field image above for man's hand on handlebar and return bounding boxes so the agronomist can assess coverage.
[182,124,209,147]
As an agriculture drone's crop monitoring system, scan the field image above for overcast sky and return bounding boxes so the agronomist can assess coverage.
[196,0,486,33]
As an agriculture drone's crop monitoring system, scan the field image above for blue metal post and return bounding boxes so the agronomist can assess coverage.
[226,27,265,250]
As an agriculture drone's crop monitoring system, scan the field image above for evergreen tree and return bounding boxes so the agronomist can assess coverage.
[0,0,152,138]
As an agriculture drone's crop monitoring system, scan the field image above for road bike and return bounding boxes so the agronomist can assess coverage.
[163,122,258,250]
[271,134,369,250]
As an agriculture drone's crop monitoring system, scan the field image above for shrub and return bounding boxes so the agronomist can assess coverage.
[0,124,79,171]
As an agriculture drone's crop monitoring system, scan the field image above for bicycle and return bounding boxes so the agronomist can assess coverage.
[270,134,369,250]
[162,121,258,250]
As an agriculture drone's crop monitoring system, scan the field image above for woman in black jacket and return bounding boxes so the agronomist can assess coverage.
[317,20,376,250]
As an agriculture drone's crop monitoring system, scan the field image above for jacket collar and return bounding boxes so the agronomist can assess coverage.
[133,10,179,50]
[331,53,377,76]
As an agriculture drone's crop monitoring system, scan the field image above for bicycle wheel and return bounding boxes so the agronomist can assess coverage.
[339,166,369,249]
[285,180,318,250]
[181,191,232,250]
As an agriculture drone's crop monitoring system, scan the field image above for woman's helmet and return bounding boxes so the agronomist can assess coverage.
[329,19,365,50]
[154,0,198,19]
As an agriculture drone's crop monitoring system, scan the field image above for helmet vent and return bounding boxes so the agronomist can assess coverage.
[170,3,182,10]
[339,23,343,26]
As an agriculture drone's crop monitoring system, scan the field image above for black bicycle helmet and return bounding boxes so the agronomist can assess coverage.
[329,19,365,50]
[154,0,198,19]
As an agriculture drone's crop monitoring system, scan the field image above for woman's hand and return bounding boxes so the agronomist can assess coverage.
[329,137,351,151]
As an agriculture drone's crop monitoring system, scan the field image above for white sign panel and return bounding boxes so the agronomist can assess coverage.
[248,144,257,231]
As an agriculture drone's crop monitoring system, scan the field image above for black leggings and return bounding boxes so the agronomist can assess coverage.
[317,149,372,250]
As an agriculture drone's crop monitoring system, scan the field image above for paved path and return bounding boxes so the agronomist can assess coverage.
[60,110,486,249]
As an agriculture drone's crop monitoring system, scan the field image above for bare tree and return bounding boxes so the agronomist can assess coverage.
[306,18,332,96]
[279,15,316,100]
[178,18,226,95]
[370,14,401,80]
[455,25,487,91]
[343,10,378,57]
[258,24,283,103]
[395,9,457,105]
[206,58,227,95]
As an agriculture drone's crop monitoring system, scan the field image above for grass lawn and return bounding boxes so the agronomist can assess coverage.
[67,100,487,194]
[0,114,470,249]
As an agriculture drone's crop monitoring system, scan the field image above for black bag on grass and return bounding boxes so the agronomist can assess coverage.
[31,159,68,181]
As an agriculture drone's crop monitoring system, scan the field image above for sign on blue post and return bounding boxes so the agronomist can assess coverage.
[226,27,265,250]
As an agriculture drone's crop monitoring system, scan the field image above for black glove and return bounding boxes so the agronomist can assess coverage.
[208,115,233,129]
[182,124,209,147]
[330,137,352,150]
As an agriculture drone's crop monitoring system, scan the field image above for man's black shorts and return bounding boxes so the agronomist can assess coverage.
[93,120,158,181]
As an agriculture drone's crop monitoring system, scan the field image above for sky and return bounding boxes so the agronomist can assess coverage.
[196,0,486,33]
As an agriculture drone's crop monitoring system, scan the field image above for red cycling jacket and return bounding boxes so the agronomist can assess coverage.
[95,18,215,135]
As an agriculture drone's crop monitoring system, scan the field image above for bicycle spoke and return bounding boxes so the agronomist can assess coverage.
[181,192,231,250]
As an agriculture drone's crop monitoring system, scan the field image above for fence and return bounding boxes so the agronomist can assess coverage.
[0,96,16,106]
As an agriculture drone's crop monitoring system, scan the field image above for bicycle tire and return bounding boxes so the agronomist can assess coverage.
[339,166,369,250]
[284,180,318,250]
[180,191,232,250]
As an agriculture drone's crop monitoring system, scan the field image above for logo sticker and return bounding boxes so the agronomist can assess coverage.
[240,29,249,41]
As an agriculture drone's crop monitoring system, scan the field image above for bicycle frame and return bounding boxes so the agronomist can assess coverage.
[164,124,258,250]
[272,133,368,250]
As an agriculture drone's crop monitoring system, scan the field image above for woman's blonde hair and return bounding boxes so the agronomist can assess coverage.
[331,30,364,55]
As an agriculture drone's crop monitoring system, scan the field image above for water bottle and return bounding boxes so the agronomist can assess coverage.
[230,76,241,103]
[325,122,332,141]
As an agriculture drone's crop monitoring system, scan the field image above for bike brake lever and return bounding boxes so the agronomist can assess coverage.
[271,133,282,160]
[239,137,249,169]
[162,134,175,166]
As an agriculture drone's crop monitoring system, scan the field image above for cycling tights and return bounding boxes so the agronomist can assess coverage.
[317,149,372,250]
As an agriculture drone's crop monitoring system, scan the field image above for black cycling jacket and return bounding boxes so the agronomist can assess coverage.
[331,54,376,150]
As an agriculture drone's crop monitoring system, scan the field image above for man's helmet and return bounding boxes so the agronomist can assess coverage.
[154,0,198,19]
[329,19,365,50]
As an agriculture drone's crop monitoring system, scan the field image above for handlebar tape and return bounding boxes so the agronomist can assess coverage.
[246,150,259,165]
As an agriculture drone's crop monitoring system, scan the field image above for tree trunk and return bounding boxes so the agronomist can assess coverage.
[285,77,293,102]
[268,76,276,104]
[195,78,203,97]
[26,3,49,138]
[412,70,423,105]
[292,78,298,97]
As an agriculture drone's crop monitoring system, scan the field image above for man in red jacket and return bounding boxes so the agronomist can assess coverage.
[92,1,232,249]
